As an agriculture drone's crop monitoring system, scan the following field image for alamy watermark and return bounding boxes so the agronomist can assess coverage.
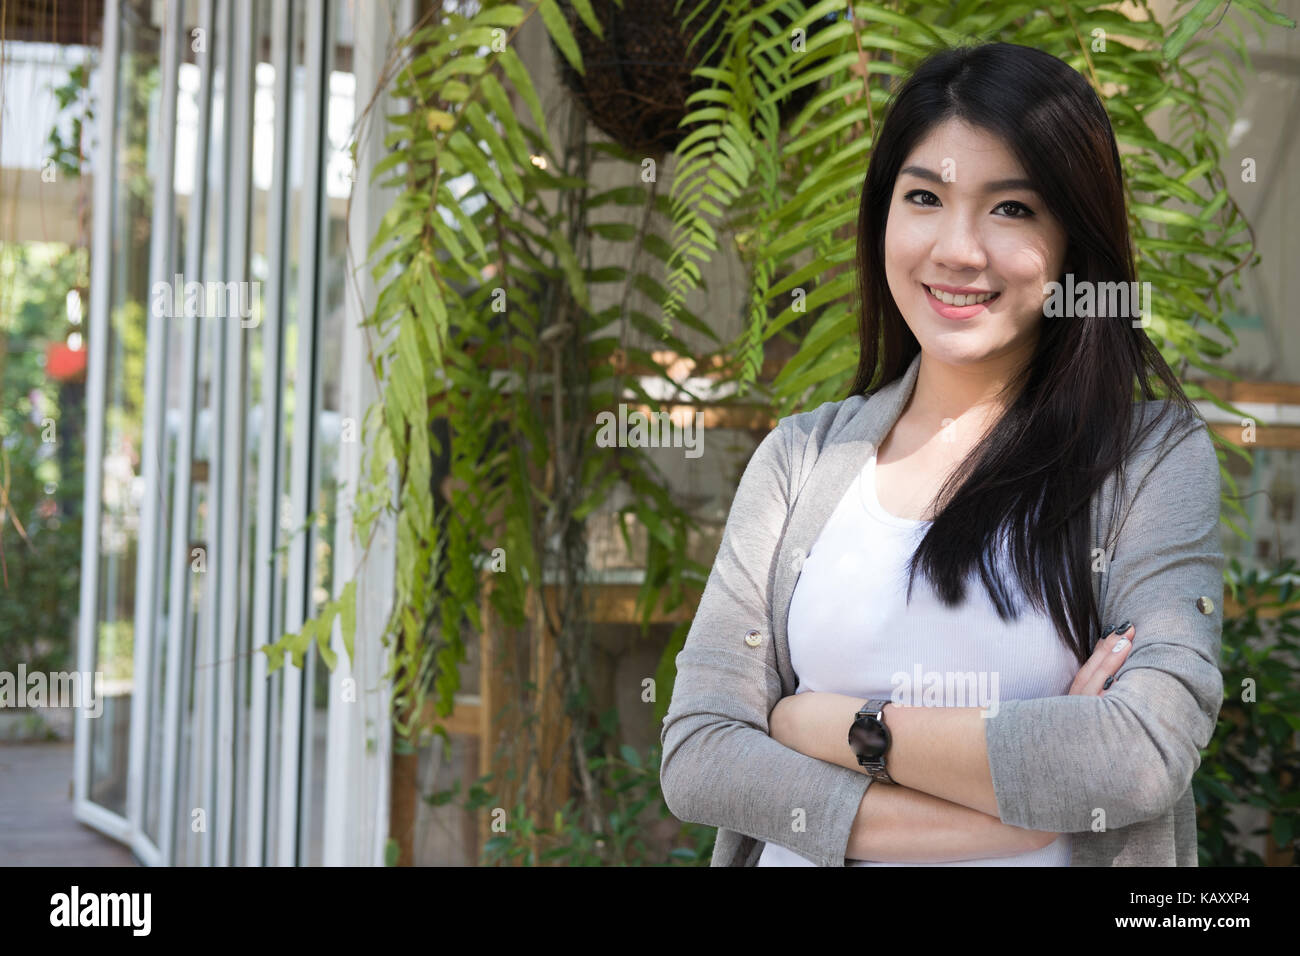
[1043,274,1151,327]
[0,665,103,717]
[594,403,702,459]
[50,886,150,935]
[151,274,260,327]
[890,665,1000,718]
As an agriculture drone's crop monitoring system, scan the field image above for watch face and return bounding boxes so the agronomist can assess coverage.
[849,716,888,757]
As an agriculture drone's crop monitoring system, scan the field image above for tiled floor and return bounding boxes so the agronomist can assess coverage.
[0,742,139,866]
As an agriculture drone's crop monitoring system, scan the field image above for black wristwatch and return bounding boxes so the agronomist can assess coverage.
[847,698,895,783]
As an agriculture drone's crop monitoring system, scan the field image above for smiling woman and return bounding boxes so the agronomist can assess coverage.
[851,42,1191,665]
[660,42,1225,868]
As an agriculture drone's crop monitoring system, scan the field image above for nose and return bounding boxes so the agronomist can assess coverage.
[929,211,988,273]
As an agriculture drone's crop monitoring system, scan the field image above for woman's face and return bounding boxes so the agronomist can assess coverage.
[884,118,1068,371]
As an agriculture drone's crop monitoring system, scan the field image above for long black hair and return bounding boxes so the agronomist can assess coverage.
[847,42,1200,666]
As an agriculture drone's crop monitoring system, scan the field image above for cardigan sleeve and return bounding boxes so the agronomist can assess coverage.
[982,411,1226,832]
[659,417,874,867]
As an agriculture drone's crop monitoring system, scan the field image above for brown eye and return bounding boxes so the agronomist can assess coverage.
[994,200,1033,217]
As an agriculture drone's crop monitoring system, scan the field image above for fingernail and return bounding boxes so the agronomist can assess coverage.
[1101,623,1119,638]
[1102,675,1115,690]
[1113,620,1131,635]
[1111,638,1129,653]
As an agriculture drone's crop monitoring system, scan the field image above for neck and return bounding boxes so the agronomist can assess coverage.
[904,347,1032,430]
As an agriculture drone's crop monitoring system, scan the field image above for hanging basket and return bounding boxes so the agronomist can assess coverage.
[551,1,840,157]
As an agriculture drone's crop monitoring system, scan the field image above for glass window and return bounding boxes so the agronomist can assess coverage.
[302,0,356,864]
[88,0,161,820]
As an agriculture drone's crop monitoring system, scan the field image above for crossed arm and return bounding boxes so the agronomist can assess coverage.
[768,624,1135,862]
[771,694,1048,861]
[772,694,1000,814]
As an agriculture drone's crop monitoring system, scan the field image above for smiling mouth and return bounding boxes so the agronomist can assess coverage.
[924,284,1001,307]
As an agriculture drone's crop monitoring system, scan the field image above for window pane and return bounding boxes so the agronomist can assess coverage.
[302,0,355,865]
[88,0,161,820]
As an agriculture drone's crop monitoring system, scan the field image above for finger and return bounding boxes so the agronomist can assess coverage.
[1073,623,1134,695]
[1092,624,1135,696]
[1075,621,1127,689]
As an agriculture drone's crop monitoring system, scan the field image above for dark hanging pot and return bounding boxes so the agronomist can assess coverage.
[551,1,842,158]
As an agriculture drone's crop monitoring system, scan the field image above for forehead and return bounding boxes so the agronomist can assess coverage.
[900,119,1026,176]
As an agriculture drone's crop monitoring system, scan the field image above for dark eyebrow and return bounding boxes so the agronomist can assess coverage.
[898,165,1038,194]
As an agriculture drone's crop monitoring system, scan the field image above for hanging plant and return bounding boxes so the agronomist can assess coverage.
[550,0,838,156]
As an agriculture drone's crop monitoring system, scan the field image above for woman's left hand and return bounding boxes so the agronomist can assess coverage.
[1068,622,1135,697]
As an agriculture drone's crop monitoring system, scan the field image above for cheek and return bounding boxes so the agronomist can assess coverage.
[884,223,928,278]
[989,235,1057,291]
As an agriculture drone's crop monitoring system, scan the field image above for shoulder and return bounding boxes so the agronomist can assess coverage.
[1126,399,1218,474]
[1131,398,1202,441]
[751,394,871,492]
[777,394,868,438]
[771,393,871,457]
[1117,399,1221,522]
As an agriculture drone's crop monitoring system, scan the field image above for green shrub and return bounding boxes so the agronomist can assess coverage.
[1195,557,1300,865]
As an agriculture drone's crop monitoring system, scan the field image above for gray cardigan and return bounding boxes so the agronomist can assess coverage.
[659,352,1225,866]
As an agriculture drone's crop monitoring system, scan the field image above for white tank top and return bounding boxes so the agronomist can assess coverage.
[756,447,1076,866]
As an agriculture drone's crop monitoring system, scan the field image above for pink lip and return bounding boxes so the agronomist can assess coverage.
[923,283,999,320]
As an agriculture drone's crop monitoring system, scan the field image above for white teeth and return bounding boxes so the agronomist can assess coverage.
[927,286,997,306]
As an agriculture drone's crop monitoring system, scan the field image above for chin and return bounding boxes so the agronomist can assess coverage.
[919,337,995,359]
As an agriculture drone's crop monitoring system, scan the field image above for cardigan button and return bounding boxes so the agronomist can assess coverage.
[1196,596,1214,615]
[744,629,762,647]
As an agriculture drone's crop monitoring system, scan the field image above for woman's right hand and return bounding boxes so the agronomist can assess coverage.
[1068,622,1135,697]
